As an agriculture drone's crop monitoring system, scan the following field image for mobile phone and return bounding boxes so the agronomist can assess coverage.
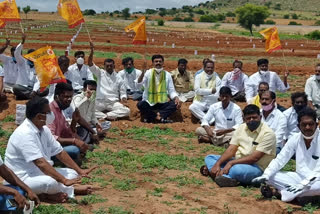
[7,198,17,208]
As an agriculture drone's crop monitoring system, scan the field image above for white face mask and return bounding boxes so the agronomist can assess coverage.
[77,57,84,65]
[316,75,320,80]
[302,128,318,140]
[155,68,163,74]
[260,70,269,75]
[46,112,55,125]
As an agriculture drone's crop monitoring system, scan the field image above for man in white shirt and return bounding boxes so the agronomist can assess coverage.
[221,60,248,102]
[65,51,94,93]
[13,34,48,100]
[305,63,320,119]
[118,57,143,101]
[88,42,129,120]
[0,38,18,93]
[283,92,308,141]
[0,154,39,211]
[253,108,320,202]
[189,60,221,122]
[260,91,287,154]
[196,86,243,147]
[137,54,181,123]
[195,58,210,77]
[245,58,289,103]
[0,65,4,100]
[5,97,96,203]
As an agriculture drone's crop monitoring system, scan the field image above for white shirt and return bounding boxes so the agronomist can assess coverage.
[0,65,3,77]
[118,68,142,92]
[0,54,18,84]
[0,155,3,166]
[137,69,178,106]
[245,71,289,101]
[283,107,300,140]
[194,72,221,105]
[89,64,126,102]
[264,129,320,179]
[261,108,287,148]
[14,43,37,88]
[305,75,320,105]
[201,101,243,130]
[71,92,98,125]
[221,71,248,95]
[65,63,94,90]
[5,119,63,178]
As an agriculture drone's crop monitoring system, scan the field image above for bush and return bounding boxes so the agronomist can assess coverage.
[314,20,320,26]
[157,19,164,26]
[291,13,298,19]
[183,17,194,22]
[172,17,182,21]
[195,9,205,15]
[265,20,276,24]
[288,21,302,25]
[283,14,290,19]
[226,11,236,17]
[305,30,320,40]
[199,14,225,23]
[274,3,281,10]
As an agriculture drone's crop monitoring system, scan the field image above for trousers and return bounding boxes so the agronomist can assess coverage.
[137,100,177,122]
[196,127,234,146]
[95,100,130,120]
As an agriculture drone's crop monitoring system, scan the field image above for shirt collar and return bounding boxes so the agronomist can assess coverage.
[51,100,62,112]
[219,101,232,111]
[25,118,41,134]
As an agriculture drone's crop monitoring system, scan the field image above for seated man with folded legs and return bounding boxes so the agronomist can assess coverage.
[189,60,221,123]
[305,63,320,119]
[5,97,95,203]
[253,108,320,203]
[196,86,243,147]
[200,104,276,187]
[137,54,181,123]
[0,154,39,212]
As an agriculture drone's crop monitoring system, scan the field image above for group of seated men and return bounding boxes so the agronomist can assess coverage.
[0,34,320,209]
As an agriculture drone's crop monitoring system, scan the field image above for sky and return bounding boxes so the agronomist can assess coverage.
[16,0,206,13]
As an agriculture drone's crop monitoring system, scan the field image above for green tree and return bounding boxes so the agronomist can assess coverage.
[235,4,270,36]
[22,6,31,19]
[83,9,96,16]
[122,8,130,19]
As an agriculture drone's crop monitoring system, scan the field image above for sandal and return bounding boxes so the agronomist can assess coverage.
[200,165,209,176]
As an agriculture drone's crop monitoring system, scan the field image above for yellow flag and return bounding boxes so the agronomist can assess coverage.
[125,16,147,45]
[57,0,84,28]
[24,46,67,91]
[0,0,20,22]
[259,27,282,53]
[0,19,5,28]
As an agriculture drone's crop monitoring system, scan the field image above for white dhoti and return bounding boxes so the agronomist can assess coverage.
[178,91,195,102]
[189,101,217,124]
[21,168,78,198]
[95,100,130,119]
[268,171,320,202]
[196,127,234,146]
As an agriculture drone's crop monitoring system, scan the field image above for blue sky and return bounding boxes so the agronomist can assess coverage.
[16,0,205,13]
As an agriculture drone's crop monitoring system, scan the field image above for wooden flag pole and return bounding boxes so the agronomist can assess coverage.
[19,22,24,34]
[84,23,92,42]
[4,25,8,38]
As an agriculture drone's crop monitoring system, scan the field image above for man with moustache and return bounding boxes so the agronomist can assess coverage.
[305,63,320,119]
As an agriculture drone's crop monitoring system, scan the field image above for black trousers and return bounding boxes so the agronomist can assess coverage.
[137,100,177,122]
[13,84,49,100]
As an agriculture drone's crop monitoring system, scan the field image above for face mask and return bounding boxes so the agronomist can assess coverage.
[247,120,260,132]
[155,68,163,74]
[125,67,134,74]
[302,128,318,140]
[294,105,305,113]
[46,112,55,125]
[262,101,274,111]
[27,60,34,68]
[76,57,84,65]
[89,91,96,102]
[259,70,269,75]
[316,75,320,80]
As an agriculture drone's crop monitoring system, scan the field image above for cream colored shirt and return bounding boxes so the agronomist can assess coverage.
[305,75,320,105]
[170,68,194,93]
[230,122,276,170]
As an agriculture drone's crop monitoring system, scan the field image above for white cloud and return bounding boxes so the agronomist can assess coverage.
[16,0,205,12]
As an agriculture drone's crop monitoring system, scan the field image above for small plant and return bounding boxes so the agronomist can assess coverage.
[265,20,276,24]
[157,19,164,26]
[151,187,165,197]
[3,115,15,122]
[79,194,107,205]
[288,21,302,25]
[301,203,318,214]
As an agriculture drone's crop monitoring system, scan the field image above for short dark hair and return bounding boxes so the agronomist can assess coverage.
[291,92,308,105]
[74,51,85,58]
[219,86,232,96]
[261,91,276,100]
[258,82,269,89]
[122,57,134,65]
[26,97,49,120]
[104,58,115,65]
[257,58,269,66]
[298,107,317,124]
[27,49,35,54]
[54,82,73,97]
[243,104,260,116]
[10,47,16,53]
[233,60,243,67]
[202,58,210,66]
[178,58,188,65]
[151,54,164,62]
[58,55,70,65]
[83,80,97,89]
[204,60,214,68]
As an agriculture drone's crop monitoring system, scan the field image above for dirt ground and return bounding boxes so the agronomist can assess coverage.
[1,19,320,213]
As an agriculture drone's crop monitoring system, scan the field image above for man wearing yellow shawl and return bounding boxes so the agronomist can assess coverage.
[189,60,221,123]
[137,55,181,123]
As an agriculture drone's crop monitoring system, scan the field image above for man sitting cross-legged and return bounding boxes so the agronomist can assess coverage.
[5,97,96,203]
[253,108,320,203]
[196,86,243,147]
[200,104,276,187]
[137,54,181,123]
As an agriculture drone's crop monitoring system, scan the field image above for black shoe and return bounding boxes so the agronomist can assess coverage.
[215,176,238,187]
[260,185,273,198]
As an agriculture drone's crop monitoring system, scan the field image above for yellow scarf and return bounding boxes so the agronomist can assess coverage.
[253,95,261,108]
[148,69,168,104]
[194,71,216,102]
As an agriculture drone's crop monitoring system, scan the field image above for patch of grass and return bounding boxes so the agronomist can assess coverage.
[107,206,134,214]
[2,115,15,122]
[33,205,80,214]
[166,174,204,187]
[301,203,318,214]
[0,126,13,139]
[162,200,174,206]
[238,186,254,197]
[93,208,107,214]
[151,187,165,197]
[124,126,179,141]
[79,194,107,205]
[282,159,296,172]
[121,52,142,60]
[173,194,185,200]
[276,92,291,98]
[111,178,137,191]
[94,52,117,59]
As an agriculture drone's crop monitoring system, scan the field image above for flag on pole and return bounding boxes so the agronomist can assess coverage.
[0,19,6,28]
[24,46,67,91]
[57,0,84,28]
[259,27,282,53]
[0,0,21,22]
[125,16,147,45]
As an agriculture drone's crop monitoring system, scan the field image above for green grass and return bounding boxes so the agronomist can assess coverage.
[282,159,296,172]
[121,52,143,60]
[2,115,15,122]
[111,178,137,191]
[79,194,107,205]
[33,205,80,214]
[150,187,165,197]
[107,206,134,214]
